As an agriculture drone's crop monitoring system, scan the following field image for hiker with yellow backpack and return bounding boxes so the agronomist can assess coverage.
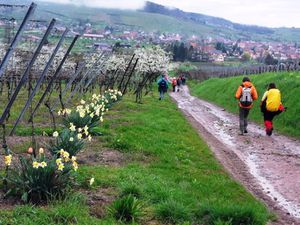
[260,83,286,136]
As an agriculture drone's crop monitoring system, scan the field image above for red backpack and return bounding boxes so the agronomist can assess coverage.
[172,79,177,86]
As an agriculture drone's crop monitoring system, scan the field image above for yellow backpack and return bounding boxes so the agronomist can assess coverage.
[266,89,281,112]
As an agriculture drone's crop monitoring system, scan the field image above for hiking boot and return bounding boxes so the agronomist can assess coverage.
[244,129,248,133]
[266,128,273,136]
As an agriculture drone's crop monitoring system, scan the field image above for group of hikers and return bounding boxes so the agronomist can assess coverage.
[158,74,285,137]
[157,74,186,100]
[235,76,286,136]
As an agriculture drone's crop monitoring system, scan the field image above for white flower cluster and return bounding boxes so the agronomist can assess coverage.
[84,52,103,69]
[0,44,7,60]
[134,46,170,74]
[6,50,23,73]
[104,54,127,72]
[104,89,123,101]
[31,46,76,72]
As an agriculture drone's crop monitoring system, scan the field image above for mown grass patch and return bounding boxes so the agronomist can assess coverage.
[189,72,300,137]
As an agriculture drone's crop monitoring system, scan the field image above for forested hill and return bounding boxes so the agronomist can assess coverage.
[142,1,274,35]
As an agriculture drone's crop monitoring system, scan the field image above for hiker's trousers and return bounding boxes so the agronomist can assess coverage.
[239,107,250,132]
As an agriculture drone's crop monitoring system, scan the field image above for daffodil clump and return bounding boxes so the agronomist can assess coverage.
[48,129,84,157]
[2,90,122,204]
[50,90,123,158]
[63,90,122,135]
[28,148,78,172]
[4,147,75,203]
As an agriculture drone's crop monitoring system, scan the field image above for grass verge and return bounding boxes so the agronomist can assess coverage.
[0,92,272,224]
[189,71,300,137]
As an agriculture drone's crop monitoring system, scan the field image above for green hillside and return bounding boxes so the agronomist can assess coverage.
[189,72,300,137]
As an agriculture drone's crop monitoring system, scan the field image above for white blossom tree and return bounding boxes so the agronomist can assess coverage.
[133,46,170,102]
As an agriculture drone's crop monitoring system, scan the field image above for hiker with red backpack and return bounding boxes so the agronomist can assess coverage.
[260,83,285,136]
[157,74,169,100]
[235,77,258,135]
[171,77,177,92]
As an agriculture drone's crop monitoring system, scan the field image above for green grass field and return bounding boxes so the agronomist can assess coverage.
[0,91,272,224]
[189,71,300,137]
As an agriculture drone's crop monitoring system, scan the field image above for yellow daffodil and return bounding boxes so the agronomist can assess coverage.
[53,131,59,137]
[56,158,62,165]
[32,161,39,169]
[59,149,65,155]
[95,109,100,116]
[80,99,86,105]
[77,133,82,140]
[4,154,12,166]
[88,135,92,142]
[58,163,65,171]
[73,161,78,171]
[39,148,44,154]
[69,137,74,142]
[76,105,83,111]
[63,151,70,159]
[79,110,85,118]
[71,156,77,162]
[100,117,103,122]
[69,123,76,132]
[65,109,71,115]
[40,161,47,168]
[89,177,95,186]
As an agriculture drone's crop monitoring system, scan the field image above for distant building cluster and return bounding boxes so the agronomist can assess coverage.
[1,20,299,64]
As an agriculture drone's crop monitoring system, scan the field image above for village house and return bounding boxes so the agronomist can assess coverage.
[82,33,104,40]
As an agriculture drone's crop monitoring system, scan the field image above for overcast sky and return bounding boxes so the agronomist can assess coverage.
[37,0,300,28]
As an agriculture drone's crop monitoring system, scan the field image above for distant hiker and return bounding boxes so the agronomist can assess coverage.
[157,74,169,100]
[235,77,258,135]
[260,83,285,136]
[176,76,182,92]
[182,75,186,85]
[171,77,177,92]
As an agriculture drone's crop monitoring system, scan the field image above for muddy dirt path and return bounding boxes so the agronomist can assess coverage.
[170,86,300,225]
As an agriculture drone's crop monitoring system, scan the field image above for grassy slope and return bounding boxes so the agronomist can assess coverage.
[0,92,271,224]
[189,71,300,137]
[120,11,214,34]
